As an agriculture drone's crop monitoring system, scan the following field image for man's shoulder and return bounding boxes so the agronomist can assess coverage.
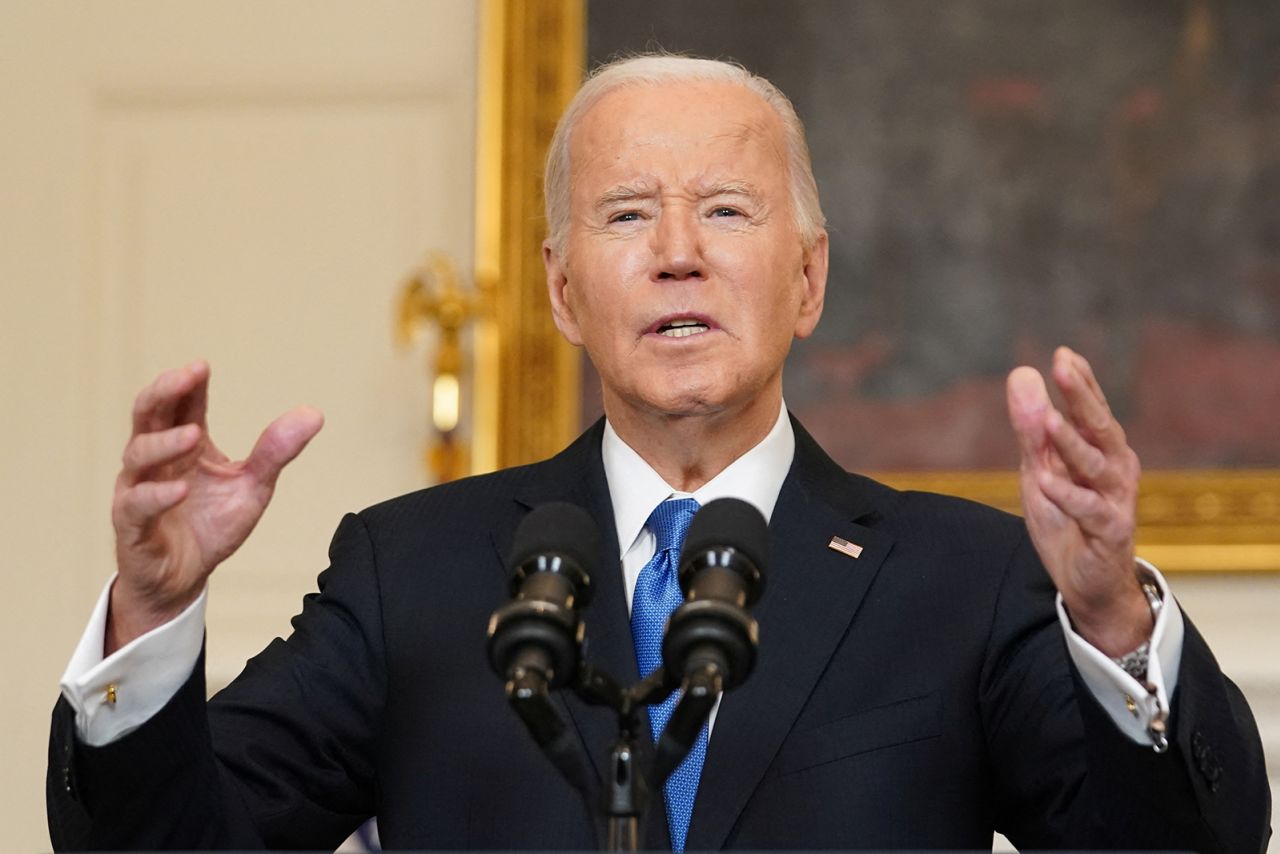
[356,458,553,525]
[815,469,1039,598]
[791,419,1026,548]
[799,458,1028,562]
[353,421,605,534]
[887,483,1023,530]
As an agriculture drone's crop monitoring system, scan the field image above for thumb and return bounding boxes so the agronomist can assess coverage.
[246,406,325,486]
[1006,366,1050,461]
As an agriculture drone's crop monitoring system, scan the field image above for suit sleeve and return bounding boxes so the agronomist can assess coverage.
[982,531,1271,853]
[47,512,387,851]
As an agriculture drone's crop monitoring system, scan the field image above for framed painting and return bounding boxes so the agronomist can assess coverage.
[576,0,1280,570]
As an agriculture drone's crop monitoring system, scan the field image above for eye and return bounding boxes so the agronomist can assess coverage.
[609,211,642,224]
[709,206,741,218]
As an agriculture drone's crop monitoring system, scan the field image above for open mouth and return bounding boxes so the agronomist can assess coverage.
[656,318,711,338]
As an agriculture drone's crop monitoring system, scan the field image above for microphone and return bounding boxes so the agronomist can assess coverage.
[487,502,599,802]
[487,502,599,691]
[648,497,766,786]
[663,497,767,692]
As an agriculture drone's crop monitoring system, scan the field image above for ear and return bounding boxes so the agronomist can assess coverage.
[543,240,583,346]
[793,230,828,339]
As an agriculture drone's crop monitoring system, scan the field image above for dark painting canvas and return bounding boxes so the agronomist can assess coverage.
[584,0,1280,472]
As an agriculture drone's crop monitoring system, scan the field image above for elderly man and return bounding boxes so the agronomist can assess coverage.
[50,55,1269,852]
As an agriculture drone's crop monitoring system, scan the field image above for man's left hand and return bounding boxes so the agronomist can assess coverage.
[1006,346,1152,657]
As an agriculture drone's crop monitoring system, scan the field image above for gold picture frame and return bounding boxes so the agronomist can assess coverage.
[474,1,1280,572]
[876,470,1280,573]
[472,0,585,474]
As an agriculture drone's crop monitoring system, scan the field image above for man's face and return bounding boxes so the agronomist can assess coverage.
[544,80,827,424]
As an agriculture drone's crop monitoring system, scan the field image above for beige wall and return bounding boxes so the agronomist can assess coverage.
[0,3,478,849]
[2,4,1274,852]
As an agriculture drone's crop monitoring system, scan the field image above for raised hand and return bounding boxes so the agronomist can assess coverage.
[1006,346,1152,657]
[108,361,324,654]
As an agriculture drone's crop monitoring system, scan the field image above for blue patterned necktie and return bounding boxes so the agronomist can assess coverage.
[631,497,705,853]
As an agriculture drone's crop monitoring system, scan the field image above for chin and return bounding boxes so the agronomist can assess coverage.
[616,379,721,419]
[643,378,752,420]
[607,365,771,421]
[645,394,722,419]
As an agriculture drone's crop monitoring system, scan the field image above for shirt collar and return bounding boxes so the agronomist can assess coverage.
[601,400,795,557]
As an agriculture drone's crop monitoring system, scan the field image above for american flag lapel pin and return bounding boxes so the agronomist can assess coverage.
[827,535,863,559]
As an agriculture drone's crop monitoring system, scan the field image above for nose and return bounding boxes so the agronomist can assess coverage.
[650,206,704,282]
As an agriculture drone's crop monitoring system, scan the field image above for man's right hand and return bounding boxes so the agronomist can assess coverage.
[107,361,324,655]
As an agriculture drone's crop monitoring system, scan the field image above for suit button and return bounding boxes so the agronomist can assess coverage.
[63,765,77,801]
[1192,734,1221,794]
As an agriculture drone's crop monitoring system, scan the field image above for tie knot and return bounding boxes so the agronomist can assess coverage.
[647,497,700,555]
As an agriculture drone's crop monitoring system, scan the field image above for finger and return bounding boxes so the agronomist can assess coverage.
[1045,409,1113,490]
[1051,347,1126,454]
[131,361,210,436]
[1036,469,1122,540]
[1067,346,1109,403]
[114,480,190,533]
[1005,366,1051,463]
[244,406,325,486]
[1019,466,1067,530]
[120,424,202,485]
[131,367,183,435]
[172,360,211,429]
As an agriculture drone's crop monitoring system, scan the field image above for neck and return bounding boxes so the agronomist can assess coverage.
[604,387,782,493]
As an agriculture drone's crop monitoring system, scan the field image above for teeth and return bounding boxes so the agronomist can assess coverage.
[658,318,709,338]
[660,325,707,338]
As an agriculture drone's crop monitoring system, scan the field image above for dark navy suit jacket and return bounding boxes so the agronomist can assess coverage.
[48,418,1271,851]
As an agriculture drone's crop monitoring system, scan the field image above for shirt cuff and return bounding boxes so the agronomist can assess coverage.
[1056,559,1184,748]
[59,575,207,747]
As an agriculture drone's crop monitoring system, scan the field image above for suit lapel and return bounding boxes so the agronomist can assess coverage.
[506,420,673,847]
[497,417,896,851]
[686,421,896,850]
[504,420,640,781]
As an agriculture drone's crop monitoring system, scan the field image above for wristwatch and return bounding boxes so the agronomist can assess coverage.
[1111,573,1170,752]
[1111,575,1164,681]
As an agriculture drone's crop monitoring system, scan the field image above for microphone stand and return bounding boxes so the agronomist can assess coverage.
[503,658,720,853]
[579,662,721,853]
[493,498,765,852]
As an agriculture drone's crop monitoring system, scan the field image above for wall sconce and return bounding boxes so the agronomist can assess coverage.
[396,252,487,482]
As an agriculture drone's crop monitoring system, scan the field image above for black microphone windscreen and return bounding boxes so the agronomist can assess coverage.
[682,497,768,570]
[510,501,601,573]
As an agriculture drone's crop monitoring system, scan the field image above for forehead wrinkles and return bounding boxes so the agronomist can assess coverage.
[574,121,787,204]
[589,79,782,141]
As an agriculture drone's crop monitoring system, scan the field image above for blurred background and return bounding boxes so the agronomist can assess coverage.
[1,2,1275,850]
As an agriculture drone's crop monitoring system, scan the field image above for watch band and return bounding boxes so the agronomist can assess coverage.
[1110,571,1170,753]
[1110,573,1164,682]
[1113,641,1151,682]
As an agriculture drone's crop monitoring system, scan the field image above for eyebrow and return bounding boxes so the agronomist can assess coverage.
[594,185,655,209]
[697,181,759,200]
[593,181,762,210]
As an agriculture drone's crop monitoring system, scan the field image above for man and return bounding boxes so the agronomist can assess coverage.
[50,55,1270,851]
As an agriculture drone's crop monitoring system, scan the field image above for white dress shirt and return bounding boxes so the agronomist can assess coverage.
[62,400,1182,749]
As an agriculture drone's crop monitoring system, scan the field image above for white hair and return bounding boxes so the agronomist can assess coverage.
[543,53,826,257]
